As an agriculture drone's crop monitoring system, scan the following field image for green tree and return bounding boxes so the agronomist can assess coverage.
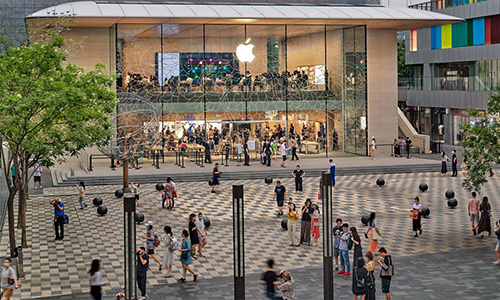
[398,38,409,78]
[0,26,116,254]
[460,87,500,193]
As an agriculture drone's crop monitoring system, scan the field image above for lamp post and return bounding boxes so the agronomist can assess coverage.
[233,184,245,300]
[321,172,334,300]
[124,196,136,300]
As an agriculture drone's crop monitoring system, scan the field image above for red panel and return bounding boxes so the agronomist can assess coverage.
[485,16,491,45]
[491,15,500,44]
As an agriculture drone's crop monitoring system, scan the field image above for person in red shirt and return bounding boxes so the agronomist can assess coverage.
[468,192,481,235]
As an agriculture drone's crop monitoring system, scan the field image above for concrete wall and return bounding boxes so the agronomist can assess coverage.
[367,29,398,146]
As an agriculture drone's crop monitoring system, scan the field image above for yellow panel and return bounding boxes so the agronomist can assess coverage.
[441,24,452,49]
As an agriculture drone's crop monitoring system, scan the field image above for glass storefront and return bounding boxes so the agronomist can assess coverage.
[114,23,367,159]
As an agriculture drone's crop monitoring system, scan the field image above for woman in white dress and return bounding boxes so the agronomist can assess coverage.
[162,226,177,278]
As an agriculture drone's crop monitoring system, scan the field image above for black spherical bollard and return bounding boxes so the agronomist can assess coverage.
[376,178,385,187]
[419,183,428,192]
[447,198,458,209]
[97,205,108,216]
[135,212,145,224]
[445,190,455,199]
[361,214,370,225]
[115,189,124,198]
[92,197,103,207]
[265,176,273,185]
[421,207,430,217]
[155,183,163,191]
[281,218,288,230]
[203,216,211,229]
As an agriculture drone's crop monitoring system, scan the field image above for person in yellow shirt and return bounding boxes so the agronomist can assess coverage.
[287,203,299,247]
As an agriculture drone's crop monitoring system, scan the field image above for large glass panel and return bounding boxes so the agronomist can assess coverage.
[343,26,367,155]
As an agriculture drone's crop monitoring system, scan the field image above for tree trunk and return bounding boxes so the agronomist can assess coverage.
[122,160,130,192]
[7,192,16,257]
[21,156,28,248]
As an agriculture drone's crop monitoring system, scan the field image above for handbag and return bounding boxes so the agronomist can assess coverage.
[410,211,419,220]
[172,190,177,198]
[371,228,381,240]
[181,251,188,260]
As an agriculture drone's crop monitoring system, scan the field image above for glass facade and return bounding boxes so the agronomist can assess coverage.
[432,60,500,91]
[115,23,367,158]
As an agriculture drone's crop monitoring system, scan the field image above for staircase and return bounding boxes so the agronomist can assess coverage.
[398,107,430,153]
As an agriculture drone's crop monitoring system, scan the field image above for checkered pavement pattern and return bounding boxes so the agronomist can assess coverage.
[2,172,499,299]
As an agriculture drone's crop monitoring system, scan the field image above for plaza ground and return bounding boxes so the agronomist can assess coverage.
[1,167,499,299]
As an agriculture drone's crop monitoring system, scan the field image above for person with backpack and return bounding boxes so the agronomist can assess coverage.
[352,257,367,299]
[1,258,18,300]
[50,197,65,241]
[376,247,393,300]
[162,226,177,278]
[196,213,208,257]
[142,221,163,270]
[364,252,376,300]
[337,223,351,276]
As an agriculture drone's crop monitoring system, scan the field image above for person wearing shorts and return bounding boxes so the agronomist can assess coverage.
[468,192,481,235]
[131,182,140,206]
[333,219,343,270]
[274,181,286,216]
[280,140,291,168]
[196,212,208,257]
[377,247,393,300]
[33,162,42,189]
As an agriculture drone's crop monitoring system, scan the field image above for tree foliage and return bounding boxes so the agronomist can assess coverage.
[397,38,409,78]
[460,87,500,193]
[0,20,116,254]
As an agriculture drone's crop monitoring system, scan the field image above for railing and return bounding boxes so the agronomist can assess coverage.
[398,77,424,90]
[432,76,494,91]
[409,0,488,11]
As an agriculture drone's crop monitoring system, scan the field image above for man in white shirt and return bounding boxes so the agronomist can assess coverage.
[280,139,291,168]
[196,212,208,257]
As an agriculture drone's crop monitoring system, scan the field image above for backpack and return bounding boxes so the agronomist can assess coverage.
[168,238,178,252]
[153,234,161,248]
[348,238,353,250]
[381,256,394,276]
[63,215,69,224]
[356,269,366,289]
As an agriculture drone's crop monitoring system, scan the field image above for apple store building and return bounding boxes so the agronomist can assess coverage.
[27,1,457,157]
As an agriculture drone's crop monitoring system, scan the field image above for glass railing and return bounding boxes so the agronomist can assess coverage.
[409,0,488,11]
[432,76,496,91]
[398,77,424,90]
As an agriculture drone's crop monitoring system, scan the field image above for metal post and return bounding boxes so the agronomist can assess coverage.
[233,185,245,300]
[155,151,160,169]
[175,151,179,166]
[89,155,93,172]
[321,172,334,300]
[181,152,185,168]
[124,196,136,300]
[200,152,204,168]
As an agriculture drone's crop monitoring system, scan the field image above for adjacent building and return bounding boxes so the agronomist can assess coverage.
[405,0,497,145]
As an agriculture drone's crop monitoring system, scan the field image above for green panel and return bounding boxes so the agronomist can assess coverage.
[452,22,466,47]
[467,19,474,46]
[442,24,452,49]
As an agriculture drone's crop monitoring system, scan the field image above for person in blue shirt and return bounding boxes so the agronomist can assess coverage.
[333,218,343,270]
[50,198,65,241]
[329,159,336,187]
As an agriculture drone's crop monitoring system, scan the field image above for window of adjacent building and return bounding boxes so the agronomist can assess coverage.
[409,65,423,90]
[410,29,417,51]
[432,60,500,91]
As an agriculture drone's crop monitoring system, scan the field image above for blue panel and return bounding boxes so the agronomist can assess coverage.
[473,17,485,45]
[431,26,442,49]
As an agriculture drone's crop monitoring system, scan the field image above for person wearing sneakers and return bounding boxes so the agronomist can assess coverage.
[280,139,291,168]
[274,181,287,216]
[33,161,43,189]
[142,221,163,270]
[333,218,343,270]
[196,212,208,257]
[468,192,481,235]
[178,229,198,283]
[337,223,351,276]
[76,181,87,210]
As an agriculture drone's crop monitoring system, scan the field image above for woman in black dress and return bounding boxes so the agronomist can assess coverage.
[188,213,199,259]
[350,227,363,265]
[440,151,450,176]
[477,196,492,238]
[352,257,367,299]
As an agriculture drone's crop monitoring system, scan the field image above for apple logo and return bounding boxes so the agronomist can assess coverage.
[236,38,255,63]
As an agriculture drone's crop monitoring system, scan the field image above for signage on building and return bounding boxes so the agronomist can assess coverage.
[265,110,278,120]
[235,38,255,63]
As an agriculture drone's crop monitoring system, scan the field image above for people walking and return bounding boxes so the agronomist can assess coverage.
[477,196,492,238]
[280,139,291,168]
[292,165,305,193]
[300,199,312,246]
[352,257,367,300]
[196,212,208,257]
[494,220,500,264]
[411,196,423,237]
[211,163,221,193]
[274,181,286,216]
[287,202,299,247]
[468,192,481,235]
[178,229,198,283]
[333,218,343,270]
[350,227,363,266]
[89,259,106,300]
[76,181,87,210]
[162,226,177,278]
[1,258,18,300]
[366,212,380,253]
[451,150,458,177]
[290,137,299,161]
[376,247,393,300]
[33,161,43,189]
[369,137,376,160]
[440,151,450,176]
[364,252,376,300]
[131,182,140,206]
[50,198,65,241]
[311,203,320,246]
[188,214,199,260]
[260,259,279,299]
[136,246,150,300]
[142,221,163,269]
[337,223,351,276]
